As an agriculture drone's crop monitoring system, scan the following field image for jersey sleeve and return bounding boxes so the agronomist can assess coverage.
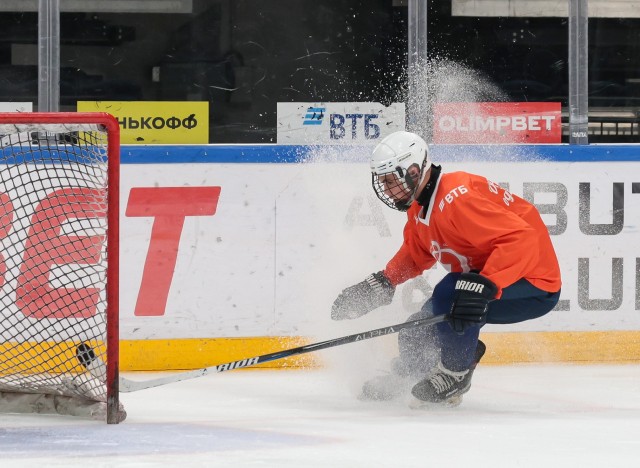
[383,217,437,286]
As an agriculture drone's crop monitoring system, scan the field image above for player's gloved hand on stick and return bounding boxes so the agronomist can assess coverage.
[449,272,498,333]
[331,271,395,320]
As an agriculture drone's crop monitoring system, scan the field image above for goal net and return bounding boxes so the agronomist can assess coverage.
[0,113,123,423]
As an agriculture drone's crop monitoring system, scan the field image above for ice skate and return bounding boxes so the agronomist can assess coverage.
[410,340,486,405]
[410,362,474,403]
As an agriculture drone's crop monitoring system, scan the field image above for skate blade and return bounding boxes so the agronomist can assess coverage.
[408,395,463,410]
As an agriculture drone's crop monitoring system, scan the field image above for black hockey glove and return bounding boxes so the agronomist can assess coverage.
[331,271,395,320]
[449,272,498,334]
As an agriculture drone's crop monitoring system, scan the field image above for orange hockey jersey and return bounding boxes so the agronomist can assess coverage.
[383,171,561,298]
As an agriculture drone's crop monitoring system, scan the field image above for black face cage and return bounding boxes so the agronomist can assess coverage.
[371,169,413,212]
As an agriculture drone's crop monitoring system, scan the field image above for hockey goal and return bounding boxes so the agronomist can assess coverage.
[0,113,123,423]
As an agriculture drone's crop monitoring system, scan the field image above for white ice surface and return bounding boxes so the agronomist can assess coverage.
[2,363,640,468]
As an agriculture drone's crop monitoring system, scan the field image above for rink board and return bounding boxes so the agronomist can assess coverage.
[3,143,640,370]
[116,143,639,369]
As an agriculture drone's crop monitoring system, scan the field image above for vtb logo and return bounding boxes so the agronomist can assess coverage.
[303,107,325,126]
[330,114,381,140]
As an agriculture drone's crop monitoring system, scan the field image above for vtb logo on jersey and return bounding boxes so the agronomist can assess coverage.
[455,279,484,294]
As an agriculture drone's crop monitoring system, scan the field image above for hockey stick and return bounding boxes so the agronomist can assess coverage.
[76,314,447,393]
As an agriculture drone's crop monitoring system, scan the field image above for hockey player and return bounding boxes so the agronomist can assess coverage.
[331,131,561,405]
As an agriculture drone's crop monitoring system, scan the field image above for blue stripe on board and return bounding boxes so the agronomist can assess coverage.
[431,144,640,162]
[119,144,640,164]
[121,145,312,163]
[1,147,107,164]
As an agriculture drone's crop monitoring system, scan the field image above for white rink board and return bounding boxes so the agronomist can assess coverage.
[119,161,640,339]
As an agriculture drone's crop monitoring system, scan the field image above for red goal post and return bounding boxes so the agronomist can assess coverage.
[0,112,122,423]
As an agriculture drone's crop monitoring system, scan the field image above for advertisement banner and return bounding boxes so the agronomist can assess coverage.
[77,101,209,144]
[433,102,562,144]
[108,161,640,339]
[0,102,32,112]
[277,102,405,145]
[1,146,639,367]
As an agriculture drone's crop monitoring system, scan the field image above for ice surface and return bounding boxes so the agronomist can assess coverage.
[2,364,640,467]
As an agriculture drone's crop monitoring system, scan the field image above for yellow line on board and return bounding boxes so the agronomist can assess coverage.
[0,341,104,374]
[3,332,640,374]
[119,336,315,371]
[480,331,640,365]
[119,331,640,371]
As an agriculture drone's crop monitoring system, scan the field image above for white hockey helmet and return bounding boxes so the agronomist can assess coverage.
[370,131,431,211]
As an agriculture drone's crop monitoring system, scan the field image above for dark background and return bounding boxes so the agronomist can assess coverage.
[0,0,637,142]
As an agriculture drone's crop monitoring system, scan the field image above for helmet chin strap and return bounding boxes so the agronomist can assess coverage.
[415,164,442,207]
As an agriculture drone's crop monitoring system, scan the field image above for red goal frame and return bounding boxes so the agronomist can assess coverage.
[0,112,121,423]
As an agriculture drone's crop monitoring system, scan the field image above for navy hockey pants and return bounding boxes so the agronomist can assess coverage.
[399,272,561,373]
